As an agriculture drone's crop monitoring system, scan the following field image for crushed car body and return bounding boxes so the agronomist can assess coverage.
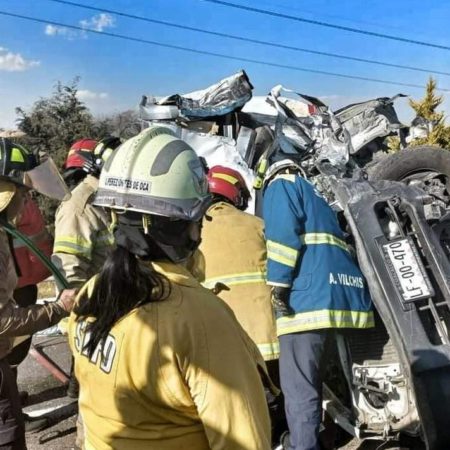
[138,71,450,449]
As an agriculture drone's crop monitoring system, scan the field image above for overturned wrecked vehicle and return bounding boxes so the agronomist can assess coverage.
[139,72,450,449]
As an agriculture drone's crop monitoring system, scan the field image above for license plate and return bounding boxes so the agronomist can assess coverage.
[382,238,434,302]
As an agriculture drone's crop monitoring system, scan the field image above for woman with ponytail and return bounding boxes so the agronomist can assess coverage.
[67,127,274,450]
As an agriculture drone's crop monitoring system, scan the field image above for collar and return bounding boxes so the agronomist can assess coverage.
[83,174,99,191]
[207,201,235,215]
[151,260,200,288]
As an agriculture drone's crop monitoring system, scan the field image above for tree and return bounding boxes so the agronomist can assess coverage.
[387,77,450,152]
[93,110,141,140]
[15,78,101,229]
[14,78,141,229]
[16,78,98,167]
[407,77,450,148]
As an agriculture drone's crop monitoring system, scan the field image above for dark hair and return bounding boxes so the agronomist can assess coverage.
[74,245,170,358]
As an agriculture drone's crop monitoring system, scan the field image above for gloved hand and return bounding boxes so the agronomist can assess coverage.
[57,288,78,313]
[271,286,294,317]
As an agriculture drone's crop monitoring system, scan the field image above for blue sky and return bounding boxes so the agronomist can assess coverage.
[0,0,449,128]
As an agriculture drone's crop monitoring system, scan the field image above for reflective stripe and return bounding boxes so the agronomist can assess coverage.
[203,271,266,289]
[11,147,25,163]
[274,174,296,183]
[13,230,50,249]
[267,281,291,288]
[54,236,92,258]
[211,173,239,185]
[301,233,349,252]
[53,242,91,258]
[276,309,374,335]
[257,341,280,360]
[267,240,298,268]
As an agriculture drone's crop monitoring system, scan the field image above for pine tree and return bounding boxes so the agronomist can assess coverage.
[408,77,450,148]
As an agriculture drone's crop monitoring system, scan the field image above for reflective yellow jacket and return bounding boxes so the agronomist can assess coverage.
[52,175,114,289]
[194,202,279,361]
[67,261,272,450]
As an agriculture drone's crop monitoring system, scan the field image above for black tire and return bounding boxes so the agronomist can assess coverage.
[370,146,450,182]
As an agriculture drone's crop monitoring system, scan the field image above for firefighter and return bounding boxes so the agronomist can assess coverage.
[52,137,121,290]
[67,126,273,450]
[260,159,374,450]
[52,137,121,398]
[8,195,53,432]
[194,165,286,444]
[0,138,75,449]
[197,165,278,360]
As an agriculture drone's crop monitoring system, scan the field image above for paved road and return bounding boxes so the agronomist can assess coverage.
[18,335,77,450]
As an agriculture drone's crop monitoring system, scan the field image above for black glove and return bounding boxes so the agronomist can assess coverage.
[271,286,294,317]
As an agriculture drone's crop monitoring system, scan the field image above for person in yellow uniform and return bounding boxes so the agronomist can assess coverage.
[0,138,75,449]
[67,126,274,450]
[193,165,286,444]
[52,137,121,399]
[52,138,120,290]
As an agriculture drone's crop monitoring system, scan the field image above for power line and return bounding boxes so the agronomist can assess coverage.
[203,0,450,51]
[0,10,447,91]
[242,0,412,34]
[45,0,450,76]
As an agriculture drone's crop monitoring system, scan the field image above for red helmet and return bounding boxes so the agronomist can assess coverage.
[207,165,250,210]
[63,139,98,170]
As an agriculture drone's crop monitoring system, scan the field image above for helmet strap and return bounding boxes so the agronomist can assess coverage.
[142,214,151,235]
[109,210,118,232]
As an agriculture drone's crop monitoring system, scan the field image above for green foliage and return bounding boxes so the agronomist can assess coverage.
[408,77,450,149]
[94,110,141,140]
[15,78,96,229]
[14,78,141,229]
[16,78,97,167]
[386,136,401,153]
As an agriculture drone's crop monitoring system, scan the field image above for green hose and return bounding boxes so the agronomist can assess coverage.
[0,220,69,290]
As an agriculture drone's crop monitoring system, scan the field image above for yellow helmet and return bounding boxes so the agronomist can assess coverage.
[94,126,210,221]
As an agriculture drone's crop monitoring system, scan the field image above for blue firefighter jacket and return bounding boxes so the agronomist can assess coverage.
[263,173,374,336]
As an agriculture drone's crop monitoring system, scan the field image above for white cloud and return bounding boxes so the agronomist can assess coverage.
[80,13,115,32]
[0,47,40,72]
[77,89,109,101]
[45,14,115,40]
[45,24,60,36]
[44,24,78,39]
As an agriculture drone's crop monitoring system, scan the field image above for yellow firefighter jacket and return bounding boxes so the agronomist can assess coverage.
[68,261,273,450]
[194,202,279,360]
[52,175,114,289]
[0,229,67,360]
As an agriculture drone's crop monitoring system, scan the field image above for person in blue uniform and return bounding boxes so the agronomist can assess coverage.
[262,159,374,450]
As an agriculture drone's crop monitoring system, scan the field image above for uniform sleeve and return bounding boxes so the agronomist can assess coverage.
[263,177,305,288]
[0,302,67,337]
[52,203,100,289]
[183,300,272,450]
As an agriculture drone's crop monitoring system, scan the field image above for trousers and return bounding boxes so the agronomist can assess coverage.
[265,359,287,445]
[0,360,25,449]
[279,330,329,450]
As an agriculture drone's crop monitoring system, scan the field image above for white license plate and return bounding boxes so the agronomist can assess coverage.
[383,238,434,302]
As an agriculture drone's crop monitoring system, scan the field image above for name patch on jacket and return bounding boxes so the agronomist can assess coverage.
[74,321,117,374]
[329,272,364,289]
